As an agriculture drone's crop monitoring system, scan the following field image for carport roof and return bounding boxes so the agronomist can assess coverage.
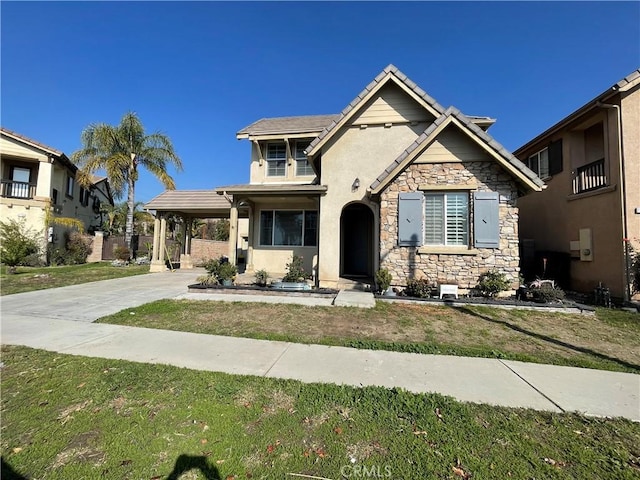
[144,190,231,216]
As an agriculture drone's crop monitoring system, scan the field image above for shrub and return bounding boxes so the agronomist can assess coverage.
[64,232,92,264]
[404,278,434,298]
[113,246,131,262]
[0,219,41,273]
[255,269,269,286]
[477,270,510,298]
[283,255,310,282]
[217,261,237,282]
[375,268,392,294]
[197,274,218,286]
[532,283,565,303]
[203,256,236,283]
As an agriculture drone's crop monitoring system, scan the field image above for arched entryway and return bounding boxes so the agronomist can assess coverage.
[340,203,374,279]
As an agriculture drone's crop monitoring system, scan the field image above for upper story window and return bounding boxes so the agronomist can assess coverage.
[294,141,314,176]
[528,148,549,179]
[79,187,90,207]
[65,175,74,198]
[266,142,286,177]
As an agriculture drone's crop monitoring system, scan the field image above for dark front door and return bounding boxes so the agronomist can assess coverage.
[340,203,373,277]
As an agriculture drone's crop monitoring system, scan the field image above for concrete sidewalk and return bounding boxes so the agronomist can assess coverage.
[1,272,639,421]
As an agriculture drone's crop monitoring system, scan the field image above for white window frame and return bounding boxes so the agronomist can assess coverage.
[65,175,74,198]
[528,147,549,179]
[294,141,314,176]
[259,209,318,247]
[266,142,287,177]
[424,192,469,247]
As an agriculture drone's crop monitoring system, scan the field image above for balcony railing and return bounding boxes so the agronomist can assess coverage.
[1,180,37,199]
[572,159,607,194]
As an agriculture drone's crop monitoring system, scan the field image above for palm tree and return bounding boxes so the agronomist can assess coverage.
[72,112,183,245]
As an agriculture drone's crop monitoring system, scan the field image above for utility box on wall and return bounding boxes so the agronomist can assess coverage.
[579,228,593,261]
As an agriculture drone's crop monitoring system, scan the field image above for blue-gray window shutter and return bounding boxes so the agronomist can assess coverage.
[398,192,423,246]
[473,192,499,248]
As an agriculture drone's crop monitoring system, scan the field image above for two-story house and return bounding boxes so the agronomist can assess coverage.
[208,65,544,290]
[516,69,640,301]
[0,128,114,253]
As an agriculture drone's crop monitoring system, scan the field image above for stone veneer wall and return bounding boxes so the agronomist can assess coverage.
[380,161,521,292]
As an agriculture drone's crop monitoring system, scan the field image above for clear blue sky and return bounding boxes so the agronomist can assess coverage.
[2,1,639,203]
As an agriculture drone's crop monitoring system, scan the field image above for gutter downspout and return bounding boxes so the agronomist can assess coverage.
[598,101,630,302]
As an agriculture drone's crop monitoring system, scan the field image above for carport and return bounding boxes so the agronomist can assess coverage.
[144,190,234,272]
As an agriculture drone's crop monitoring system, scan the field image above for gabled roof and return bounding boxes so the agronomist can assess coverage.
[514,68,640,156]
[369,107,545,194]
[305,64,447,157]
[0,126,78,172]
[0,127,64,156]
[237,115,339,139]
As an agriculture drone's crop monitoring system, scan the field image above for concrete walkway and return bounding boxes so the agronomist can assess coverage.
[1,271,639,421]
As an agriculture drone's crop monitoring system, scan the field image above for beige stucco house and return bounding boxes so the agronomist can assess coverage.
[0,127,114,252]
[516,69,640,301]
[208,65,544,290]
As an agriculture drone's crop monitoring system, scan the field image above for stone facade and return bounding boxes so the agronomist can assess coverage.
[379,161,521,292]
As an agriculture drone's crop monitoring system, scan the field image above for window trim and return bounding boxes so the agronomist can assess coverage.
[259,209,318,247]
[265,142,287,177]
[527,147,550,180]
[294,141,314,177]
[65,175,74,198]
[423,191,470,247]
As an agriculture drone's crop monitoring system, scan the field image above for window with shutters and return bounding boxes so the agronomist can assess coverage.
[424,192,469,246]
[527,148,549,179]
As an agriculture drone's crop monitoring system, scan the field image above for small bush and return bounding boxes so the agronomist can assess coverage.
[255,269,269,286]
[532,283,565,303]
[197,274,218,286]
[0,219,41,273]
[477,270,511,298]
[64,232,92,264]
[404,278,434,298]
[203,256,236,283]
[283,255,310,282]
[375,268,392,294]
[113,246,131,262]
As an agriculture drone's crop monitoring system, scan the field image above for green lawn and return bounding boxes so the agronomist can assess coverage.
[0,262,150,296]
[1,345,639,480]
[97,300,640,374]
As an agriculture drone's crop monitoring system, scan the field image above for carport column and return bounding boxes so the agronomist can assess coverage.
[180,217,193,269]
[150,213,168,272]
[228,200,238,264]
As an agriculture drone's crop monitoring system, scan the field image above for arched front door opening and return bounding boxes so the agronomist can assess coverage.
[340,203,374,278]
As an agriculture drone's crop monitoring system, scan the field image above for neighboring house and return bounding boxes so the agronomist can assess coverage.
[211,65,544,290]
[0,127,114,251]
[515,69,640,301]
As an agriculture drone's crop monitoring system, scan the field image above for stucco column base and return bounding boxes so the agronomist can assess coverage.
[180,254,194,269]
[149,260,168,272]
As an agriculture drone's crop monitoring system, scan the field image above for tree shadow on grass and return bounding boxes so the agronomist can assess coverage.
[1,457,28,480]
[452,305,640,373]
[166,454,221,480]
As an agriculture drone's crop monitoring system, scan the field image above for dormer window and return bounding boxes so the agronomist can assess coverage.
[266,142,286,177]
[294,141,314,176]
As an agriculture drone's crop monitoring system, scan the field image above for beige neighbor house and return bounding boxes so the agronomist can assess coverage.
[0,127,114,253]
[204,65,544,291]
[516,69,640,302]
